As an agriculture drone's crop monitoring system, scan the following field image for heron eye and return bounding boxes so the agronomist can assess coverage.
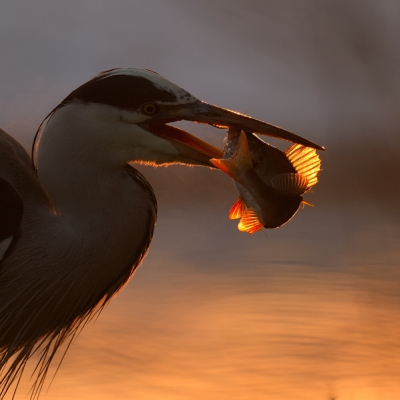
[141,103,159,115]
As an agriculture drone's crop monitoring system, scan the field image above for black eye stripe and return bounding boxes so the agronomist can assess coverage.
[62,75,178,111]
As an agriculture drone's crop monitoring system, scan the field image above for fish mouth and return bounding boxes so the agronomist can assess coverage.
[146,99,324,167]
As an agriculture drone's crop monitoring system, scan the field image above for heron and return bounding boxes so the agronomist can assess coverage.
[0,68,323,398]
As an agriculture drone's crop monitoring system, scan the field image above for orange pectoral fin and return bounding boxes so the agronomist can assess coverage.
[269,173,309,195]
[238,209,264,234]
[229,198,247,219]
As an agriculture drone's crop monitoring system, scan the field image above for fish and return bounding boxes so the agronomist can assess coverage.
[210,129,321,233]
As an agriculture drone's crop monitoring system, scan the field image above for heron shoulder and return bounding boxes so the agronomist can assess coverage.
[123,163,157,213]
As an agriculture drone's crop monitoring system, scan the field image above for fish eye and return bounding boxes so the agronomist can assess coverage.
[141,103,159,116]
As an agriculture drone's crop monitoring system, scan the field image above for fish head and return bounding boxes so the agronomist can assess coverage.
[261,193,303,229]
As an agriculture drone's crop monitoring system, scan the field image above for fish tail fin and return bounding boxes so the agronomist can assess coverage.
[229,197,246,219]
[238,209,263,234]
[285,144,321,189]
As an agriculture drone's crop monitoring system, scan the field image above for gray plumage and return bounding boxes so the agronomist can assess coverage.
[0,68,323,399]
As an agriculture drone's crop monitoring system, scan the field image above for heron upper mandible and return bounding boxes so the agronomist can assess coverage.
[0,68,323,398]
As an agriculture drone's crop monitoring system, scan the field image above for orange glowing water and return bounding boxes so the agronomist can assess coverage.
[8,201,400,400]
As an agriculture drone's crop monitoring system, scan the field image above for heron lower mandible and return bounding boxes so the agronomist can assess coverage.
[0,68,323,398]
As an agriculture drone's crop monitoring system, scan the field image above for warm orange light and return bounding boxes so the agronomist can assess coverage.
[285,144,321,189]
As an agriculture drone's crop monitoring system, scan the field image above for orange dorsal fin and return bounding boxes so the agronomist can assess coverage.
[210,131,253,179]
[269,173,309,195]
[285,144,321,189]
[238,209,263,234]
[232,131,253,169]
[229,198,246,219]
[209,158,235,177]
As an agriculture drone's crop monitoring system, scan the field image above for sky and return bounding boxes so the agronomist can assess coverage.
[1,1,400,399]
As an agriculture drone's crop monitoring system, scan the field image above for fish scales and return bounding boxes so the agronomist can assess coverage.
[211,129,321,233]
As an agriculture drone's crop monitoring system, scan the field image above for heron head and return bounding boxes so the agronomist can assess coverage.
[34,68,323,169]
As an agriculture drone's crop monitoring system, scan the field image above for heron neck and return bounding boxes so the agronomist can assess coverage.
[35,104,156,231]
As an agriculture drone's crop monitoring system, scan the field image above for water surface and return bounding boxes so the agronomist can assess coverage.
[12,195,400,400]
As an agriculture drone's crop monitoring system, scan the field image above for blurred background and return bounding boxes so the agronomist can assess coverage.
[1,1,400,399]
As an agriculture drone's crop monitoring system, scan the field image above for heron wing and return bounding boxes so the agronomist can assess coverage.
[0,177,23,261]
[0,129,29,261]
[0,128,33,170]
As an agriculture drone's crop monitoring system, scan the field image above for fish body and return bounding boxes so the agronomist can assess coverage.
[211,130,321,233]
